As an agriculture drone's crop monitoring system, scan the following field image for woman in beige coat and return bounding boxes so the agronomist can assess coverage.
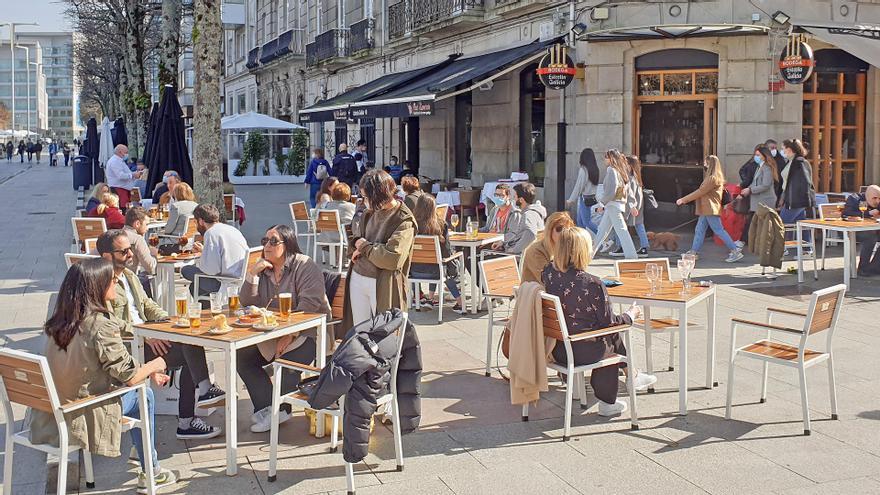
[29,258,177,492]
[676,155,743,262]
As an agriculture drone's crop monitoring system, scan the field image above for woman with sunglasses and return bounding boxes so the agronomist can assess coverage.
[520,211,576,283]
[237,224,332,433]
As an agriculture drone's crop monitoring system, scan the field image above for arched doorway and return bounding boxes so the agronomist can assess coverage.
[801,49,868,192]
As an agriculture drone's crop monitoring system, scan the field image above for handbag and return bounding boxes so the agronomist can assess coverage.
[732,194,750,214]
[721,188,732,206]
[581,194,597,208]
[643,189,658,210]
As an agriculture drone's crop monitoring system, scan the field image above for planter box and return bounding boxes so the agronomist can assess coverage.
[229,159,305,184]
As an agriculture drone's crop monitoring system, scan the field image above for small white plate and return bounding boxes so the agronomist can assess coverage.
[208,327,233,335]
[172,322,190,329]
[253,323,279,331]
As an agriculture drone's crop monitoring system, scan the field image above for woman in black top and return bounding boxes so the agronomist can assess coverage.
[779,138,816,244]
[541,227,655,416]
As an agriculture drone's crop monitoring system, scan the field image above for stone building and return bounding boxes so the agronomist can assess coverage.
[226,0,880,210]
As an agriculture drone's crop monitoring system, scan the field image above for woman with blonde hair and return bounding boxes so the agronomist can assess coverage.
[676,155,743,262]
[542,227,656,416]
[90,192,125,229]
[164,182,199,236]
[520,211,576,283]
[87,182,110,211]
[593,149,638,259]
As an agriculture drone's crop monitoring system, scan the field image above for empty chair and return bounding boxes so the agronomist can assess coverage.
[314,209,348,273]
[408,235,463,322]
[479,255,520,376]
[817,203,846,270]
[726,284,846,435]
[71,217,107,253]
[289,201,317,254]
[223,193,237,226]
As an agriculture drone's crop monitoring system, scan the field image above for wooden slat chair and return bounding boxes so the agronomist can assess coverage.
[84,238,98,255]
[407,235,463,323]
[436,204,449,223]
[194,247,263,306]
[817,203,846,270]
[314,209,348,273]
[267,314,409,493]
[223,193,237,227]
[613,258,694,381]
[726,284,846,435]
[522,293,638,439]
[0,348,157,495]
[130,187,142,204]
[64,253,99,269]
[289,201,316,254]
[479,255,520,376]
[71,217,106,254]
[826,192,849,203]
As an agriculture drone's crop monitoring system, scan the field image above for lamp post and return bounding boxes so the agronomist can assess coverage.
[0,22,39,134]
[15,45,31,136]
[29,61,40,137]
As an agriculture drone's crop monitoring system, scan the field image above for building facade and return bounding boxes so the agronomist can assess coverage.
[15,32,81,142]
[229,0,880,210]
[0,39,48,136]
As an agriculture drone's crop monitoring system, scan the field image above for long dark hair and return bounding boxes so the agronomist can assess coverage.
[626,155,643,187]
[413,194,444,240]
[783,138,807,158]
[45,258,115,351]
[755,145,780,182]
[580,148,600,186]
[359,169,397,209]
[266,224,301,262]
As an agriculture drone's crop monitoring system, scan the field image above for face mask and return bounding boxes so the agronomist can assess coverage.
[390,161,397,166]
[754,155,763,165]
[783,150,792,160]
[162,176,170,184]
[311,153,316,159]
[770,149,778,157]
[123,154,130,161]
[491,195,506,206]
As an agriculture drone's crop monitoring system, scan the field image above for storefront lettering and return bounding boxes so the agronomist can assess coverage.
[406,101,433,116]
[537,44,576,90]
[778,34,814,85]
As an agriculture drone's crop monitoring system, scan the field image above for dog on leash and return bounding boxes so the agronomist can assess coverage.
[647,231,681,251]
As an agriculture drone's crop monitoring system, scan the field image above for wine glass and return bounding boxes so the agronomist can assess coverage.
[645,263,661,295]
[859,201,868,220]
[677,260,691,295]
[450,213,460,231]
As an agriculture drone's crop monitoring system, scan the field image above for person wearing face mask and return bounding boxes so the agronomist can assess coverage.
[305,148,330,208]
[778,138,816,250]
[106,144,141,208]
[738,146,779,246]
[565,148,601,234]
[491,182,547,255]
[481,184,513,233]
[386,155,403,182]
[765,139,786,199]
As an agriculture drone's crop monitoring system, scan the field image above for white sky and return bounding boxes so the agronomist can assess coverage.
[1,1,71,35]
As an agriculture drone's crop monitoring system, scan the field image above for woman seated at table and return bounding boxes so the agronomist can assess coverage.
[30,258,177,491]
[315,176,338,210]
[164,182,198,236]
[86,182,110,212]
[542,227,657,416]
[520,211,575,284]
[237,224,332,433]
[89,192,125,229]
[318,182,357,238]
[410,193,466,313]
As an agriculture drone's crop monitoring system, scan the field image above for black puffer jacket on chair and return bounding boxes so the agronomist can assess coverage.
[307,309,422,463]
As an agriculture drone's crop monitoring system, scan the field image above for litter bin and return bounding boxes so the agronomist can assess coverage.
[72,155,92,190]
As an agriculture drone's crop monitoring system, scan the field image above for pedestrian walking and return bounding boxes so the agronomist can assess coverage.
[48,142,58,167]
[62,144,71,166]
[304,148,330,207]
[677,155,743,263]
[4,141,12,161]
[331,143,358,189]
[778,138,816,249]
[566,148,600,234]
[592,149,638,260]
[26,141,34,162]
[34,141,43,163]
[738,145,779,247]
[17,141,25,163]
[624,155,650,256]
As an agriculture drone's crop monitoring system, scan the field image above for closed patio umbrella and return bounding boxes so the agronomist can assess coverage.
[112,118,128,147]
[98,117,115,168]
[83,117,102,183]
[146,85,193,191]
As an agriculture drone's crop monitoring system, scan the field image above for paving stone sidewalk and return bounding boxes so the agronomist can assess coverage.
[1,173,879,494]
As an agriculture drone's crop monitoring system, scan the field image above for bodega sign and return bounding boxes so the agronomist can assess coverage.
[778,34,814,85]
[537,44,576,90]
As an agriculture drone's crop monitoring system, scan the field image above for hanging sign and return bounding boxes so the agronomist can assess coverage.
[536,44,576,90]
[778,34,815,85]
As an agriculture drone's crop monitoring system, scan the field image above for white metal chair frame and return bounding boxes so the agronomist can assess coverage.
[290,201,317,255]
[407,235,464,323]
[158,214,196,243]
[784,209,818,280]
[522,293,639,440]
[267,314,409,494]
[313,209,349,273]
[64,253,99,269]
[193,246,263,305]
[71,217,107,254]
[0,348,157,495]
[479,255,520,376]
[817,203,846,270]
[725,284,846,435]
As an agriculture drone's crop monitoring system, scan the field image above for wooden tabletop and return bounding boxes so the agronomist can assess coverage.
[157,252,200,263]
[799,218,880,230]
[449,232,503,244]
[134,310,324,343]
[606,276,713,303]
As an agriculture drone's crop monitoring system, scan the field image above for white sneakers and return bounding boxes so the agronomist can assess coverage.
[597,399,629,417]
[631,371,658,391]
[250,406,291,433]
[734,240,745,249]
[726,249,745,263]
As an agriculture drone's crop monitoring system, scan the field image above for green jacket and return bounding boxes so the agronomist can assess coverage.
[109,268,168,337]
[748,204,785,269]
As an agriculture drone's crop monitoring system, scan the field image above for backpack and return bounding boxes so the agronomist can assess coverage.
[315,162,329,180]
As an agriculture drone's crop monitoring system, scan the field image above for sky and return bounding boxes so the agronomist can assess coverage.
[1,0,71,34]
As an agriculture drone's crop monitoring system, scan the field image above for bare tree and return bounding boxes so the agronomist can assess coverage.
[158,0,182,91]
[192,0,224,214]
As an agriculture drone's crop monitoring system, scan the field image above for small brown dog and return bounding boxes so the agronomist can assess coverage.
[647,231,680,251]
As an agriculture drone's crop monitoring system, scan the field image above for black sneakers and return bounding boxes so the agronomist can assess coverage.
[196,385,226,408]
[176,417,221,440]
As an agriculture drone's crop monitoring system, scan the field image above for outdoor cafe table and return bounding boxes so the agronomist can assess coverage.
[154,252,200,314]
[133,310,328,476]
[606,276,717,416]
[449,232,504,314]
[796,217,880,290]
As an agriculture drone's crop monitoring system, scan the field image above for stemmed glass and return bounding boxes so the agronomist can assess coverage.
[645,263,661,296]
[450,213,460,231]
[859,200,868,220]
[677,260,692,295]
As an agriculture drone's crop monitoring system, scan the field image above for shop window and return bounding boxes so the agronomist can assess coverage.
[520,63,545,186]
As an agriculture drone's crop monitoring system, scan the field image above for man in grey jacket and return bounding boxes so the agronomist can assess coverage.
[492,183,547,255]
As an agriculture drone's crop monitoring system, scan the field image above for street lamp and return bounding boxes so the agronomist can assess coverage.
[14,44,31,137]
[0,21,39,134]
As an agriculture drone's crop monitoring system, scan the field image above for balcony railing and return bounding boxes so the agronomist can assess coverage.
[388,0,483,40]
[350,17,375,53]
[306,29,350,67]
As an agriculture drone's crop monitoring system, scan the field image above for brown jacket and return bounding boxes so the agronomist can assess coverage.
[748,204,785,268]
[342,203,416,333]
[507,282,555,405]
[30,312,140,457]
[520,238,551,284]
[681,174,724,216]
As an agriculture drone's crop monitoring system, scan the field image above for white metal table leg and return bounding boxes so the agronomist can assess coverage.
[706,293,717,388]
[797,224,805,283]
[678,306,689,416]
[316,319,327,437]
[843,232,852,289]
[225,347,238,476]
[643,305,655,393]
[470,245,478,314]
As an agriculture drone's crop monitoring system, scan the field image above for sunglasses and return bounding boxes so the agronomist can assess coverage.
[261,237,283,247]
[111,247,133,255]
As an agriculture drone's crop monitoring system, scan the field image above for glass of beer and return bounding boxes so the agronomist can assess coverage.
[227,286,240,315]
[175,294,188,325]
[188,308,202,330]
[148,234,159,247]
[279,292,292,320]
[209,292,223,315]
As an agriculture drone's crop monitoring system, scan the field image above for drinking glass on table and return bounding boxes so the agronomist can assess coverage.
[175,294,188,325]
[148,234,159,247]
[645,263,661,295]
[450,213,460,231]
[677,260,691,295]
[859,201,868,219]
[187,307,202,331]
[227,286,240,315]
[278,292,292,320]
[209,292,223,315]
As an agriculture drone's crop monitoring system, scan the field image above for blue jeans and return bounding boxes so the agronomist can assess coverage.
[691,215,737,252]
[780,207,811,243]
[121,387,159,473]
[309,183,322,208]
[577,199,598,234]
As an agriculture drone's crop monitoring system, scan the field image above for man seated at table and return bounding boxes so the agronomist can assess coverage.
[123,206,158,297]
[182,204,249,299]
[491,182,547,255]
[152,170,180,203]
[96,230,226,440]
[843,184,880,276]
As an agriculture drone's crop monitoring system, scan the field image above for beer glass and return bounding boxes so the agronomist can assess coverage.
[188,308,202,329]
[279,292,292,319]
[227,286,240,315]
[175,294,188,325]
[209,292,223,315]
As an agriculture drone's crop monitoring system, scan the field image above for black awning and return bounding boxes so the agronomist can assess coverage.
[260,38,279,64]
[246,48,260,69]
[582,24,769,42]
[276,30,294,58]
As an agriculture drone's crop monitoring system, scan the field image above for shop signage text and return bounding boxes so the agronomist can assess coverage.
[778,34,814,85]
[537,44,576,90]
